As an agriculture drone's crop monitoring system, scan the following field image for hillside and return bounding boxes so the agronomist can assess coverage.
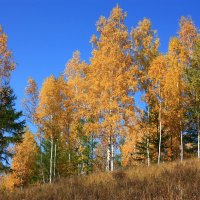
[1,159,200,200]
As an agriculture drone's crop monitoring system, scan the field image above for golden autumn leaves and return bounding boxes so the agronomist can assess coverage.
[4,129,38,189]
[3,5,200,189]
[30,7,199,167]
[0,26,15,85]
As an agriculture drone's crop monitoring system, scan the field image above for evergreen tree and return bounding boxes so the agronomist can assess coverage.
[0,85,25,172]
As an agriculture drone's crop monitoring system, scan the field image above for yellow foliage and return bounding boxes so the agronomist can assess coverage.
[88,5,136,142]
[5,128,38,189]
[0,26,15,84]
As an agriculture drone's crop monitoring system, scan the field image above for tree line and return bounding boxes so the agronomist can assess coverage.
[0,5,200,189]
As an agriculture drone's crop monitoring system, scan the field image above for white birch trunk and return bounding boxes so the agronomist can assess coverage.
[106,142,110,172]
[180,120,183,162]
[77,135,81,176]
[67,123,71,164]
[177,79,183,162]
[147,106,150,166]
[158,88,162,165]
[39,134,45,183]
[180,129,183,162]
[110,142,114,171]
[158,108,162,164]
[49,136,53,183]
[54,143,57,178]
[91,134,94,171]
[106,134,111,172]
[68,152,71,163]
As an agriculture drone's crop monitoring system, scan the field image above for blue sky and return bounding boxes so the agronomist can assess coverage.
[0,0,199,114]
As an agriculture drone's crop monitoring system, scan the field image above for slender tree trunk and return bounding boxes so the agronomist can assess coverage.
[147,106,150,166]
[110,135,114,171]
[180,131,183,162]
[68,152,71,164]
[41,152,45,183]
[91,134,94,171]
[39,133,45,183]
[180,121,183,162]
[158,89,162,165]
[67,124,71,165]
[68,152,71,163]
[54,142,57,178]
[49,136,53,183]
[77,135,81,176]
[170,134,173,161]
[106,138,110,172]
[80,150,84,175]
[158,111,162,164]
[146,138,150,166]
[177,78,183,162]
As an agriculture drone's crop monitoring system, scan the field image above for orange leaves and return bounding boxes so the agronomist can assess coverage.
[131,18,159,95]
[8,128,38,188]
[179,17,198,55]
[150,56,166,80]
[36,75,65,139]
[18,7,200,171]
[131,18,159,59]
[0,26,15,85]
[23,78,38,123]
[25,78,38,95]
[64,51,89,120]
[110,4,126,22]
[87,5,136,142]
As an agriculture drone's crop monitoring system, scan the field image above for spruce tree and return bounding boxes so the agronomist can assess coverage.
[0,84,25,172]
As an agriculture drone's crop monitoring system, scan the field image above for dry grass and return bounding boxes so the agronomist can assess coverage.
[1,159,200,200]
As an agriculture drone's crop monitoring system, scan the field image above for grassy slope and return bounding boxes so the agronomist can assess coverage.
[1,159,200,200]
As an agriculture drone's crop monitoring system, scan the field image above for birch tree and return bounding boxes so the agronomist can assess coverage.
[64,51,89,174]
[131,18,159,166]
[36,76,65,182]
[148,55,167,164]
[88,5,136,171]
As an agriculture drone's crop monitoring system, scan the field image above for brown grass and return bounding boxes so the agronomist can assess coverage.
[1,159,200,200]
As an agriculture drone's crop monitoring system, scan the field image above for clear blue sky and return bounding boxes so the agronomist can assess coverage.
[0,0,199,113]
